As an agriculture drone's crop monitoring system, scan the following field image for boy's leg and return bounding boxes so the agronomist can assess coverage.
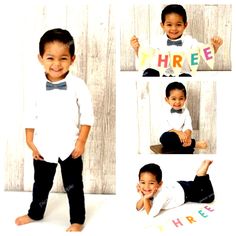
[178,160,214,203]
[16,159,57,225]
[160,132,182,150]
[160,132,195,153]
[59,156,85,225]
[179,139,195,154]
[28,160,57,220]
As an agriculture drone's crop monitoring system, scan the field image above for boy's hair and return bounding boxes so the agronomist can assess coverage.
[166,81,187,98]
[138,163,162,183]
[161,4,187,24]
[39,28,75,57]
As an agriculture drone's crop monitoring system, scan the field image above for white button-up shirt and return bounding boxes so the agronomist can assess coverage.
[24,72,94,163]
[160,104,193,135]
[140,181,185,217]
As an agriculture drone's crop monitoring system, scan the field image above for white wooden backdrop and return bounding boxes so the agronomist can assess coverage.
[136,79,216,154]
[2,3,115,193]
[120,4,231,71]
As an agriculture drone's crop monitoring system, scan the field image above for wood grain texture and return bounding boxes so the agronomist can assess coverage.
[120,4,231,71]
[4,4,115,194]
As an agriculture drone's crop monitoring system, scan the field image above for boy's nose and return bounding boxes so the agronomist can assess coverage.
[53,60,61,66]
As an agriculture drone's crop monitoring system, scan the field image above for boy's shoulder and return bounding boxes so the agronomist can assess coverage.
[67,72,86,86]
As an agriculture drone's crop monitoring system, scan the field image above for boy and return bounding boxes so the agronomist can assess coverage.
[15,28,94,232]
[130,4,223,76]
[159,81,207,154]
[136,160,214,217]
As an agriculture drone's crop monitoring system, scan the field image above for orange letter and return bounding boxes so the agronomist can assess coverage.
[186,216,196,224]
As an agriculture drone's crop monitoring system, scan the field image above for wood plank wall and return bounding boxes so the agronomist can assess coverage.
[120,4,231,71]
[136,79,216,154]
[3,4,115,194]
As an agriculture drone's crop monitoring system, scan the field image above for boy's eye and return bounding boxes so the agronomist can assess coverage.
[46,57,53,60]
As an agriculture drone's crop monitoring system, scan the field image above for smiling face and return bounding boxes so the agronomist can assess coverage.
[161,13,187,40]
[38,41,75,82]
[139,172,162,196]
[165,89,186,111]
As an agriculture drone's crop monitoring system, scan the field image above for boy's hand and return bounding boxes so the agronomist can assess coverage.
[182,137,192,147]
[143,187,158,199]
[130,35,140,56]
[176,131,188,144]
[211,36,223,53]
[32,149,44,161]
[136,184,144,197]
[71,139,85,159]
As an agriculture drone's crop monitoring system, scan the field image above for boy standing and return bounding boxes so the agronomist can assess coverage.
[15,28,94,232]
[130,4,223,76]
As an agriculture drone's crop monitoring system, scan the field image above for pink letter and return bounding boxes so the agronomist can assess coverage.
[157,54,169,68]
[204,205,214,212]
[203,47,213,60]
[172,218,183,227]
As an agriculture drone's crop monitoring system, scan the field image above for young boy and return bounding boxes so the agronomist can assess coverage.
[15,28,94,232]
[130,4,223,76]
[136,160,214,217]
[159,81,207,154]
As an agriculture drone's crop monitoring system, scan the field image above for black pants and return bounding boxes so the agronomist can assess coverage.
[142,68,192,77]
[160,132,195,154]
[178,175,215,203]
[28,156,85,224]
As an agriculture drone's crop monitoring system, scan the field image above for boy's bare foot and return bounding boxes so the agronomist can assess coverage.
[196,160,213,176]
[15,215,34,225]
[195,141,208,149]
[66,223,83,232]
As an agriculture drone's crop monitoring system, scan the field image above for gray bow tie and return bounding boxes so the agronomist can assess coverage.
[167,39,183,46]
[171,108,182,114]
[46,81,67,90]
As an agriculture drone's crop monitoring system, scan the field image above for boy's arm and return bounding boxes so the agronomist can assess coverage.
[184,129,192,139]
[143,198,152,214]
[136,198,144,211]
[169,129,187,143]
[71,125,91,158]
[25,128,42,160]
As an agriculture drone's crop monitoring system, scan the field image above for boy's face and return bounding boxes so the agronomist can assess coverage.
[38,41,75,82]
[165,89,186,111]
[160,13,187,40]
[139,172,162,196]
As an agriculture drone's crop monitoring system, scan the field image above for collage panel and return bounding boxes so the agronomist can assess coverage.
[117,2,232,235]
[120,4,231,76]
[0,2,116,234]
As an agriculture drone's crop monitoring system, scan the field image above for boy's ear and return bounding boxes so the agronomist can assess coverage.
[160,22,164,29]
[71,55,76,64]
[165,97,168,102]
[38,54,43,64]
[184,22,188,28]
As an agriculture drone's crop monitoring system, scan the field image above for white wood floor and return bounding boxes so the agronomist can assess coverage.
[0,190,230,236]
